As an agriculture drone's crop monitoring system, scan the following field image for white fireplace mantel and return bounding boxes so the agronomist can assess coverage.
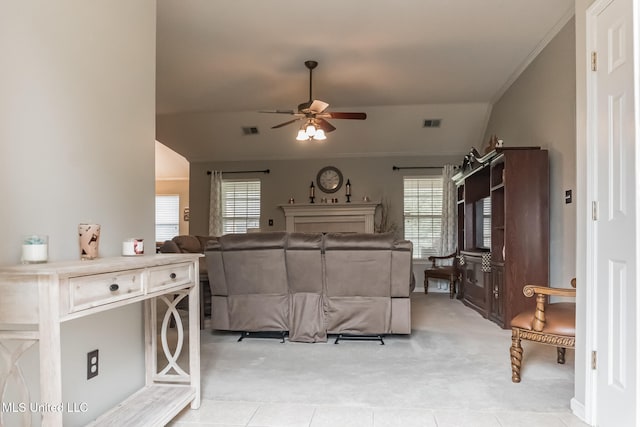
[279,202,380,233]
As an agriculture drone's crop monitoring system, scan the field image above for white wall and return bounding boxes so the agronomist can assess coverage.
[0,1,156,425]
[483,18,577,290]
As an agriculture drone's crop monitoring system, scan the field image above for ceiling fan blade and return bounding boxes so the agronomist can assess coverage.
[260,109,297,115]
[297,101,310,112]
[316,118,337,133]
[309,99,329,113]
[325,112,367,120]
[297,99,329,113]
[271,118,300,129]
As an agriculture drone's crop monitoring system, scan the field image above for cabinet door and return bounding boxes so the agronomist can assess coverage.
[489,264,504,327]
[462,256,489,317]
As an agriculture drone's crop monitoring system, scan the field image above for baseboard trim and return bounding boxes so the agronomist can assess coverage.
[414,286,450,294]
[570,398,589,424]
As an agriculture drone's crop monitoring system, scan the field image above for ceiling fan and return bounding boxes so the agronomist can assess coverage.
[261,60,367,140]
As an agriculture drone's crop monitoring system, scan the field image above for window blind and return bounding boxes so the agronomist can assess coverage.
[403,176,443,259]
[222,179,261,233]
[482,199,492,248]
[156,195,180,242]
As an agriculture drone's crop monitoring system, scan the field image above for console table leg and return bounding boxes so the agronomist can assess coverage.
[38,275,63,426]
[189,278,201,408]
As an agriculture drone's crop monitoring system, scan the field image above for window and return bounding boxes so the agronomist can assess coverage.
[156,195,180,242]
[222,179,261,233]
[403,176,443,259]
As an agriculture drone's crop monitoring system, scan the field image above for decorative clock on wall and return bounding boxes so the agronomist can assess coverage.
[316,166,343,193]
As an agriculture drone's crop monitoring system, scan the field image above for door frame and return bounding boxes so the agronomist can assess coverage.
[581,1,606,422]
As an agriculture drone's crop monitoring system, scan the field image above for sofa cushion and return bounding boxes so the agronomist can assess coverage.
[223,249,288,294]
[511,302,576,336]
[219,231,287,250]
[218,232,289,296]
[324,250,392,297]
[173,235,202,253]
[286,232,323,250]
[286,233,323,294]
[323,232,395,250]
[323,233,394,297]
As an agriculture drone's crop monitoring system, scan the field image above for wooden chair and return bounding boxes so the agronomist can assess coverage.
[510,278,576,383]
[424,251,460,299]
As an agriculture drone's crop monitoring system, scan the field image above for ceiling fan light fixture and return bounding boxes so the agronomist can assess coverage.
[262,61,366,142]
[305,123,317,137]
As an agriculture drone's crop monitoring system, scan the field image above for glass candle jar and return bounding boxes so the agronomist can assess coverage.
[21,235,48,264]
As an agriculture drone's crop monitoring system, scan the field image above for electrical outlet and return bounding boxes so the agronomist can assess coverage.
[565,189,572,204]
[268,219,274,226]
[87,349,99,380]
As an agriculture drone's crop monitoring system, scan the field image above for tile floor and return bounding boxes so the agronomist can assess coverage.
[169,399,590,427]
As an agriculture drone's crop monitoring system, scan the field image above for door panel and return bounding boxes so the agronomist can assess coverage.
[590,0,638,425]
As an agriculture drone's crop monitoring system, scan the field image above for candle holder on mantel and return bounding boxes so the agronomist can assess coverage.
[345,179,352,203]
[309,181,315,203]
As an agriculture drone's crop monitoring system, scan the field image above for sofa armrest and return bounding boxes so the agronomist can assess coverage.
[204,240,228,296]
[391,240,413,297]
[158,240,180,253]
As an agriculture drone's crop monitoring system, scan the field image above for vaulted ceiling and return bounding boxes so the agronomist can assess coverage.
[155,0,575,162]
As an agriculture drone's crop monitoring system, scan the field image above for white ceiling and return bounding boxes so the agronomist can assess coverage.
[155,0,575,162]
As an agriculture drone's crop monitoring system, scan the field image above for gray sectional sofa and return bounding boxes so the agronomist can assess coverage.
[204,231,414,343]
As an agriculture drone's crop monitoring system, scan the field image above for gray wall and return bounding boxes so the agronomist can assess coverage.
[189,155,460,238]
[483,17,577,289]
[0,1,156,425]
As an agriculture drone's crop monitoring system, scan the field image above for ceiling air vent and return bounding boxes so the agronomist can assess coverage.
[242,126,259,135]
[423,119,442,128]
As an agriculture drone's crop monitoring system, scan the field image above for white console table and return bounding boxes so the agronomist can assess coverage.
[0,254,201,426]
[280,202,379,233]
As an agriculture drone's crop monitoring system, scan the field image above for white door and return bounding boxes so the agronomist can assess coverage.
[588,0,638,425]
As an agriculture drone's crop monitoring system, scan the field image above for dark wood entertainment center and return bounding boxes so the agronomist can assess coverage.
[454,147,549,328]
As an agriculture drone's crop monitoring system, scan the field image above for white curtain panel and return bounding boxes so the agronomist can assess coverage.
[209,171,223,236]
[440,164,457,256]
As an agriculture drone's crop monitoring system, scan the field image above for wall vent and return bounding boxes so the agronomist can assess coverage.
[242,126,259,135]
[423,119,442,128]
